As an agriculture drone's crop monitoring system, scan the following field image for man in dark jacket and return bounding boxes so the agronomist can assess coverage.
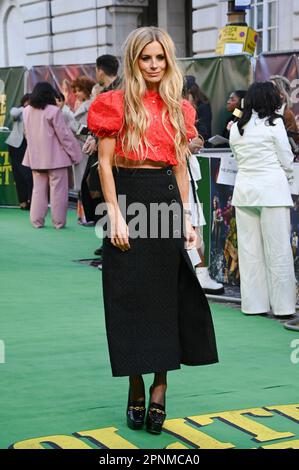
[81,55,121,258]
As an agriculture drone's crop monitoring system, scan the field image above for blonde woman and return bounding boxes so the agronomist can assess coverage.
[87,27,218,435]
[270,75,299,143]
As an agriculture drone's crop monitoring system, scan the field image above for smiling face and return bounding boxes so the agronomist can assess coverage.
[74,88,88,102]
[138,41,167,91]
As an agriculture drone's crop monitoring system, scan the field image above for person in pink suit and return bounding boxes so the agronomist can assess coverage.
[22,82,83,229]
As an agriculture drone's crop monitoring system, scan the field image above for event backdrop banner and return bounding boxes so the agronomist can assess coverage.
[179,54,253,135]
[28,56,254,131]
[0,67,26,128]
[0,131,18,206]
[28,65,96,111]
[255,52,299,120]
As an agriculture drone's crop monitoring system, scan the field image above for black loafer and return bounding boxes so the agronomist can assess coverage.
[146,386,166,434]
[126,390,146,430]
[146,402,166,434]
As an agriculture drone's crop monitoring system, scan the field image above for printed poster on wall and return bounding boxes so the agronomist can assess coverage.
[210,157,239,292]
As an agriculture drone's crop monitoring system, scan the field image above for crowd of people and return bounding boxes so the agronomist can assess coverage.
[5,25,299,434]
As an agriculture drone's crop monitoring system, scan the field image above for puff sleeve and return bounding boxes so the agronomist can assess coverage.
[87,89,124,138]
[182,99,197,141]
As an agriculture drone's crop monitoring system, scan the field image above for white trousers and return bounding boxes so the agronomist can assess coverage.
[235,206,296,316]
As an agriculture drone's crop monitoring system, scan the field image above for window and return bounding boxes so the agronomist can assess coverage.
[249,0,278,54]
[4,6,26,66]
[139,0,158,28]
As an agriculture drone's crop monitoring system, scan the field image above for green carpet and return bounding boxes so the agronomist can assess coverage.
[0,207,299,449]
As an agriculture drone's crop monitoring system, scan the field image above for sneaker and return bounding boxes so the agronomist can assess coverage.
[284,315,299,331]
[196,267,224,295]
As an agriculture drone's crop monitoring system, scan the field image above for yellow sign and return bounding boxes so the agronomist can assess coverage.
[216,25,258,56]
[0,94,7,127]
[10,403,299,449]
[0,151,11,186]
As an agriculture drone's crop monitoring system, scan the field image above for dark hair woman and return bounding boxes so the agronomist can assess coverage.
[222,89,247,140]
[5,93,33,209]
[20,93,31,107]
[230,81,296,318]
[237,81,282,134]
[29,82,59,109]
[184,75,212,142]
[22,81,82,228]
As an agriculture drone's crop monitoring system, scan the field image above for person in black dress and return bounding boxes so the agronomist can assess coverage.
[6,94,33,209]
[88,27,218,435]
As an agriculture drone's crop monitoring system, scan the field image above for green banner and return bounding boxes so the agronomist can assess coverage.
[196,156,211,266]
[179,54,253,135]
[0,67,26,206]
[0,67,26,129]
[0,131,18,206]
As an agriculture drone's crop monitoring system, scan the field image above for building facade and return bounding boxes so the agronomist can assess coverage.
[192,0,299,56]
[0,0,298,68]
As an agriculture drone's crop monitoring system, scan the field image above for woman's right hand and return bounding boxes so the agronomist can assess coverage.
[189,136,204,154]
[185,216,198,250]
[110,213,131,252]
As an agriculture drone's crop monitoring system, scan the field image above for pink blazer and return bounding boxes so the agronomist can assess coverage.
[22,105,83,170]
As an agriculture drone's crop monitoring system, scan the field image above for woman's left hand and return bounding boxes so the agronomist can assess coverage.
[82,135,97,155]
[185,216,197,250]
[189,137,204,154]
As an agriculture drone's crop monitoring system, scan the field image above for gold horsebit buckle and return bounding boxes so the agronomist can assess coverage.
[149,407,166,415]
[128,405,146,411]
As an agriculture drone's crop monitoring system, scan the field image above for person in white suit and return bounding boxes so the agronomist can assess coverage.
[229,81,296,318]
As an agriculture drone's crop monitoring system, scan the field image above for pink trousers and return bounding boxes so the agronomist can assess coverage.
[30,168,69,229]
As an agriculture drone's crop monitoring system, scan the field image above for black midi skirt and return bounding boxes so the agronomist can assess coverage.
[101,165,218,377]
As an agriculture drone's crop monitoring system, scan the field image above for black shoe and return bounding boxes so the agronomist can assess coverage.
[274,314,297,320]
[146,386,166,435]
[94,247,103,256]
[126,389,146,430]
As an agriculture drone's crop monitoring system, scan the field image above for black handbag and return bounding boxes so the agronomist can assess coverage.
[81,153,104,223]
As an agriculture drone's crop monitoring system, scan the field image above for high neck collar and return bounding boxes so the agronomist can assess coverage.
[144,89,161,98]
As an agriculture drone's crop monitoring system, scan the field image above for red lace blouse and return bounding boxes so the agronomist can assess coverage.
[87,89,197,166]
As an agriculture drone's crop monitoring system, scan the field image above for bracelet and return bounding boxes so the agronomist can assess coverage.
[184,209,192,216]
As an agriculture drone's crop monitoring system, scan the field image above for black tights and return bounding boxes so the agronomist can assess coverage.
[129,372,167,405]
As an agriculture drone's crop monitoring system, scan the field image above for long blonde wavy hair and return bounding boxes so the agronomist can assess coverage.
[121,26,192,164]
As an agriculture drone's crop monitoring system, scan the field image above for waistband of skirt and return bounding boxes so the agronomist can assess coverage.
[112,165,174,177]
